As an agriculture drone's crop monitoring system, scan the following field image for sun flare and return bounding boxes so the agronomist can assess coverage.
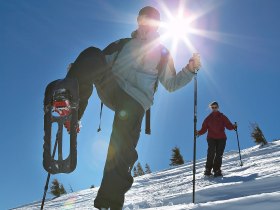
[161,16,191,40]
[159,5,198,54]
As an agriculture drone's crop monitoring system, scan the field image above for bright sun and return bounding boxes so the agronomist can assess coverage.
[162,16,191,40]
[159,4,198,54]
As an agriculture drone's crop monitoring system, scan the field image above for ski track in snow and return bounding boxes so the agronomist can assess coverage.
[12,140,280,210]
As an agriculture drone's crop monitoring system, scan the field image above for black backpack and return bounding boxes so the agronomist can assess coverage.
[101,38,170,134]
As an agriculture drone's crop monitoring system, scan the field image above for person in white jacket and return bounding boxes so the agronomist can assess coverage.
[66,6,201,210]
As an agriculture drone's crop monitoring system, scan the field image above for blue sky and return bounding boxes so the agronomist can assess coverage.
[1,0,279,209]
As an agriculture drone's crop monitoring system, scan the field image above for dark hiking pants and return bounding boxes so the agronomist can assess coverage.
[66,47,145,209]
[205,138,226,172]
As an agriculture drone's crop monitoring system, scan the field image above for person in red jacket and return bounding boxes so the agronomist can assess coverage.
[196,101,237,177]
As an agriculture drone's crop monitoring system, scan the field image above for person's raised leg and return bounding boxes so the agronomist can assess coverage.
[66,46,108,119]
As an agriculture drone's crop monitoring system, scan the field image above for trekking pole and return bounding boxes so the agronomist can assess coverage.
[234,122,243,166]
[40,137,59,210]
[192,69,198,204]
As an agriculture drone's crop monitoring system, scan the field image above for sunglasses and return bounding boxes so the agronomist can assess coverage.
[211,106,218,109]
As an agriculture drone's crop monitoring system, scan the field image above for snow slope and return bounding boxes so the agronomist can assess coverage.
[12,140,280,210]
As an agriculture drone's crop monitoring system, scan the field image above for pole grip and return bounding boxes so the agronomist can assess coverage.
[234,122,238,131]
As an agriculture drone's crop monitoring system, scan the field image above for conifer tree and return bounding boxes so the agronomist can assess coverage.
[170,146,185,166]
[145,163,152,174]
[136,162,145,176]
[250,123,268,146]
[133,166,138,177]
[60,184,66,195]
[69,184,74,193]
[50,179,67,197]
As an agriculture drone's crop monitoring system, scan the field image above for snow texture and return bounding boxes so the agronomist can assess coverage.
[12,140,280,210]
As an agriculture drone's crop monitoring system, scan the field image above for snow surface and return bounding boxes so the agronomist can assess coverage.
[12,140,280,210]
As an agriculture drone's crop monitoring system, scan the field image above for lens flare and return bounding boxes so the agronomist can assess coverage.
[118,110,128,120]
[63,196,76,209]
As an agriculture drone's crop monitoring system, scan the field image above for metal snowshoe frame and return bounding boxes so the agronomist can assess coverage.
[43,78,79,174]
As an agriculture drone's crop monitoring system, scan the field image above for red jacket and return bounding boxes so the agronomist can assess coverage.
[198,111,234,140]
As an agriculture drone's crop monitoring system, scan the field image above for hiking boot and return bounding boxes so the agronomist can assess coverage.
[204,169,212,176]
[214,170,223,177]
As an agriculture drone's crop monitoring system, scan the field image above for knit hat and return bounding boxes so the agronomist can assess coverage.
[138,6,160,21]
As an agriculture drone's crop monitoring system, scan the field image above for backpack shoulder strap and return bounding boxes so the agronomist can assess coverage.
[146,45,170,135]
[103,38,132,64]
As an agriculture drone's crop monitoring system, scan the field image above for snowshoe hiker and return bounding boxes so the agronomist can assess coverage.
[66,6,201,209]
[196,101,237,177]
